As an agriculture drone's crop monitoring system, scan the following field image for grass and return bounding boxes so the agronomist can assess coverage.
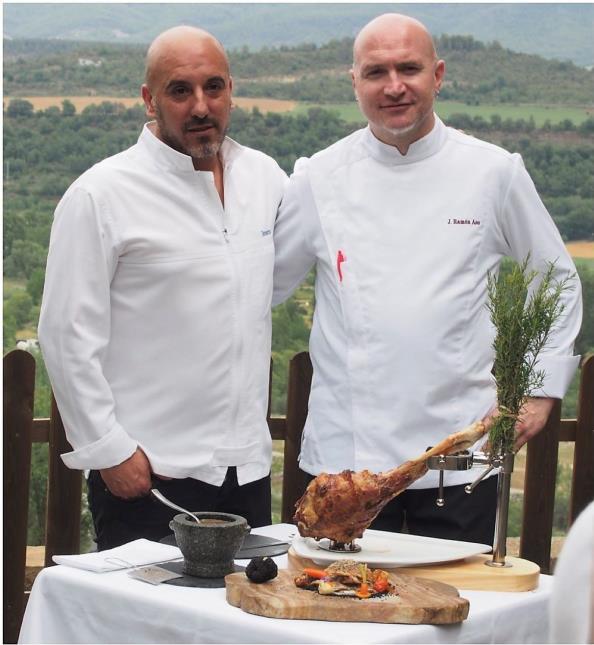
[574,258,594,271]
[3,277,26,292]
[436,101,592,126]
[6,94,593,127]
[292,100,594,126]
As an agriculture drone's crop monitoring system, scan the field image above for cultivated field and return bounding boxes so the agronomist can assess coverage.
[294,101,594,126]
[3,95,296,113]
[6,95,591,126]
[566,240,594,259]
[4,95,143,110]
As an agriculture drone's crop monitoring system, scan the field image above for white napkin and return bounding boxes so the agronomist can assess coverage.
[52,539,182,573]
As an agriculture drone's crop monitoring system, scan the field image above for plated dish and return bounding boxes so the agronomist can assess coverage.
[291,529,490,568]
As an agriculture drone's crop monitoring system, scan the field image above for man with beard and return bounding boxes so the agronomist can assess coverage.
[38,26,287,549]
[273,14,581,545]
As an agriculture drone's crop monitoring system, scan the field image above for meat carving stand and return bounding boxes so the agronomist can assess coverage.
[406,447,543,590]
[426,448,515,568]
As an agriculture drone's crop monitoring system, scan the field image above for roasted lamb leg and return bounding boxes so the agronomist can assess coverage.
[293,420,488,544]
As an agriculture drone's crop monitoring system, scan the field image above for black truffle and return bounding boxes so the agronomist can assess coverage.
[245,556,278,583]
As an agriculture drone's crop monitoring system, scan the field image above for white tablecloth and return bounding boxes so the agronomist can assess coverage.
[19,523,551,644]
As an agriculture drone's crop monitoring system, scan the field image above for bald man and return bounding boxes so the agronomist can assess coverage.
[273,14,581,544]
[39,26,287,550]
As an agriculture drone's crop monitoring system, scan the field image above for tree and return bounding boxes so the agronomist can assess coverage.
[575,265,594,358]
[4,290,34,328]
[27,268,46,305]
[3,311,18,353]
[3,211,27,257]
[6,98,34,118]
[4,239,47,279]
[578,117,594,135]
[62,99,76,116]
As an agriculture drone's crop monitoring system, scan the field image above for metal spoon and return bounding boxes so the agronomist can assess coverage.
[150,489,201,524]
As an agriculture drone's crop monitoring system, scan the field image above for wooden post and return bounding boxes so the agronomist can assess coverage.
[570,355,594,522]
[44,395,82,566]
[520,399,561,573]
[281,352,312,523]
[3,350,36,644]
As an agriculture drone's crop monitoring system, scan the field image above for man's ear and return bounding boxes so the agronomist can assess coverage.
[141,84,156,118]
[434,59,446,93]
[350,68,360,102]
[228,76,235,110]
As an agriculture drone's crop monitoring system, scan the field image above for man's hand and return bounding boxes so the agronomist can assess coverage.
[99,448,152,499]
[514,397,556,450]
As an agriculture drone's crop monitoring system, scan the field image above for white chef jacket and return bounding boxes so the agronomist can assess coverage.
[273,116,582,488]
[38,123,287,486]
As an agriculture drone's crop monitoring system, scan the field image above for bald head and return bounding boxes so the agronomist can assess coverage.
[349,12,444,153]
[145,25,229,89]
[141,24,233,170]
[353,13,437,69]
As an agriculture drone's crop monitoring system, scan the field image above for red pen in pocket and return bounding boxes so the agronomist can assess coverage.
[336,249,346,282]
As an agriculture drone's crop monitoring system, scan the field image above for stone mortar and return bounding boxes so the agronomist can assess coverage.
[169,512,249,578]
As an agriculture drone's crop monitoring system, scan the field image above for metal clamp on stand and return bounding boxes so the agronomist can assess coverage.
[426,448,516,567]
[464,452,495,494]
[426,450,473,507]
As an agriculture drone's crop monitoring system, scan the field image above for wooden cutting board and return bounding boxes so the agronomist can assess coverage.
[287,550,540,592]
[226,570,469,624]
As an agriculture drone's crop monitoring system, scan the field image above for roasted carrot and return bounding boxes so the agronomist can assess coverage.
[303,567,327,579]
[356,582,371,599]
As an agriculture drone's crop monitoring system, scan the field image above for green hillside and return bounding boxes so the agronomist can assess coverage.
[5,35,594,107]
[231,35,594,105]
[3,3,593,66]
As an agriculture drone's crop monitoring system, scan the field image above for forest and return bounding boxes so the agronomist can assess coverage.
[3,32,594,544]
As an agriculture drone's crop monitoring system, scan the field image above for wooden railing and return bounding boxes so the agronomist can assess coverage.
[3,349,594,643]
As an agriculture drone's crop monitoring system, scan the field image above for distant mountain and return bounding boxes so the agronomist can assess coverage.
[3,3,593,68]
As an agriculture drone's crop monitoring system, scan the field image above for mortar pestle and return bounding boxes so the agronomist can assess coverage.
[169,512,250,577]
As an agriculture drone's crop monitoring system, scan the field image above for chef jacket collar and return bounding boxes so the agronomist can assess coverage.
[363,114,447,165]
[139,121,242,174]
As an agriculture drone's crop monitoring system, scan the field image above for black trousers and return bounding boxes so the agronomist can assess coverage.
[369,475,497,545]
[304,472,497,546]
[87,467,271,551]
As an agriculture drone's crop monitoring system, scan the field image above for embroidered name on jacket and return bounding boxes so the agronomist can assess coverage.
[448,218,481,225]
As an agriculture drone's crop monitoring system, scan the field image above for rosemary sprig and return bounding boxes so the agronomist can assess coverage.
[486,257,573,454]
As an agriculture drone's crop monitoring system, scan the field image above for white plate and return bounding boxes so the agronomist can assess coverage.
[291,529,491,568]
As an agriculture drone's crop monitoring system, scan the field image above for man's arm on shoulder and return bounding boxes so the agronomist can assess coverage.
[38,185,138,481]
[273,158,317,305]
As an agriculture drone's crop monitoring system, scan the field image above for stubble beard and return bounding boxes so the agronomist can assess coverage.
[154,107,227,162]
[377,103,434,142]
[186,139,223,160]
